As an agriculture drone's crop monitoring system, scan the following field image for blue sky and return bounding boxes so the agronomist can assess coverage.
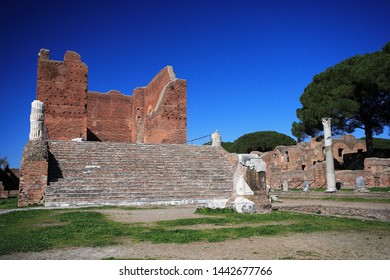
[1,0,389,168]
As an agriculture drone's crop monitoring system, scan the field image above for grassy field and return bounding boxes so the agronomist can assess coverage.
[1,207,389,256]
[0,197,18,209]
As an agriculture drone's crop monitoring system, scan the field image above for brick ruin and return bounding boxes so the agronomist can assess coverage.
[261,135,390,189]
[17,49,389,208]
[18,49,270,211]
[36,49,186,144]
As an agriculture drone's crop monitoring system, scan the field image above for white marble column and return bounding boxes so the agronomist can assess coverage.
[29,100,44,140]
[322,118,336,192]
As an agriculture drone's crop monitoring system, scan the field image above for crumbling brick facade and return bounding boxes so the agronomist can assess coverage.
[262,135,369,189]
[261,135,389,189]
[18,140,48,207]
[37,50,88,140]
[36,49,187,144]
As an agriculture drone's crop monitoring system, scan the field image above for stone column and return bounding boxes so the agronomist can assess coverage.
[211,130,221,147]
[322,118,336,192]
[29,100,44,140]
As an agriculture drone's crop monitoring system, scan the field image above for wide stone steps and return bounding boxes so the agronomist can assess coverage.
[45,141,235,207]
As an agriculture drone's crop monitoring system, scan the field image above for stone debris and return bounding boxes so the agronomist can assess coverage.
[231,197,256,213]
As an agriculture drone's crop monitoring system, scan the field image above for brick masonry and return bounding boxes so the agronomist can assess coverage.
[18,161,48,207]
[37,49,88,140]
[18,140,48,206]
[261,135,389,189]
[36,49,187,144]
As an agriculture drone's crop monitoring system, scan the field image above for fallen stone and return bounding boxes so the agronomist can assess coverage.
[231,197,256,213]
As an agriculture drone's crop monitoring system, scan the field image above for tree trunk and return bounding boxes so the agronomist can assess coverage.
[364,127,374,157]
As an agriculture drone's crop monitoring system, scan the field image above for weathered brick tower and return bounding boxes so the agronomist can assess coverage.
[36,49,88,140]
[36,49,187,143]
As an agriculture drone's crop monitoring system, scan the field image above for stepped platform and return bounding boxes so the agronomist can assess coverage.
[46,141,235,207]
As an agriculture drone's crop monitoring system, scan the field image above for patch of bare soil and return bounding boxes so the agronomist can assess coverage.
[1,204,389,260]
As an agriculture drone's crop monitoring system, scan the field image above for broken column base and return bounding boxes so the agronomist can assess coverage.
[231,196,271,213]
[231,197,256,213]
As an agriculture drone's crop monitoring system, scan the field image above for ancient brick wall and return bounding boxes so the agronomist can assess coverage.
[18,140,48,207]
[364,158,390,186]
[134,66,187,144]
[333,135,367,165]
[335,170,374,188]
[18,161,48,206]
[35,50,186,144]
[36,49,88,140]
[132,87,146,143]
[87,90,133,142]
[144,79,187,143]
[261,135,381,189]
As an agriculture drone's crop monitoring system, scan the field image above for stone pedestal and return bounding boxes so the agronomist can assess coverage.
[211,130,221,147]
[303,180,310,192]
[282,180,289,192]
[354,176,370,193]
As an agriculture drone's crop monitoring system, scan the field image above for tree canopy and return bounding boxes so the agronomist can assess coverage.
[0,157,8,168]
[292,42,390,154]
[221,131,296,153]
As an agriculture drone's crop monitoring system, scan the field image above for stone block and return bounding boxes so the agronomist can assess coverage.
[231,197,256,213]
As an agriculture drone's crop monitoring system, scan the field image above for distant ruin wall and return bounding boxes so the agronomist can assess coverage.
[262,135,389,189]
[35,49,187,144]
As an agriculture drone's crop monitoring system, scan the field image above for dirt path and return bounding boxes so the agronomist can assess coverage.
[1,203,389,260]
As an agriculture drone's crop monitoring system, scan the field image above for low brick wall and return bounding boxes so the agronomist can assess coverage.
[18,161,48,207]
[18,140,48,207]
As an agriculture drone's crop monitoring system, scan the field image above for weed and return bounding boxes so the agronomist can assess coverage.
[0,197,18,209]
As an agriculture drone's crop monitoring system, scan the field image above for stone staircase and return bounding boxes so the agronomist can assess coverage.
[46,141,235,207]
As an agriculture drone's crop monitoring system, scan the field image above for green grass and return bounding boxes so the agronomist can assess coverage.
[322,197,390,203]
[1,208,389,256]
[369,187,390,192]
[0,197,18,209]
[126,210,389,244]
[0,210,126,255]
